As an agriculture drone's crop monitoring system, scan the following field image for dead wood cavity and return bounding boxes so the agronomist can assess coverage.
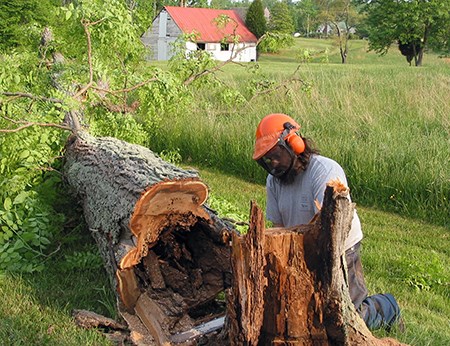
[132,221,229,328]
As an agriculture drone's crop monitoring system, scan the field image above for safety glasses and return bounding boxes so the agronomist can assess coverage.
[256,140,296,178]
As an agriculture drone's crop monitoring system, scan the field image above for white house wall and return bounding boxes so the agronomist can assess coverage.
[185,42,257,63]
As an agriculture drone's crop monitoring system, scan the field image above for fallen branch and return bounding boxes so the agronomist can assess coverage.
[183,34,266,86]
[73,19,98,100]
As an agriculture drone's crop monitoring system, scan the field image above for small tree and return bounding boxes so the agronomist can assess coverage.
[316,0,361,64]
[246,0,267,39]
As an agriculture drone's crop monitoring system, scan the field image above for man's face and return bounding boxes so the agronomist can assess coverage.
[259,143,295,178]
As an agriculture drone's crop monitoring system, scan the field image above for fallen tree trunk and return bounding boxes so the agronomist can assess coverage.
[64,133,405,346]
[64,132,234,344]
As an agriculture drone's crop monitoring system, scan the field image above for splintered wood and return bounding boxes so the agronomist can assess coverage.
[228,202,327,345]
[228,185,407,346]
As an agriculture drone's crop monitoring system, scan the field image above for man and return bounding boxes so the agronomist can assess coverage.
[253,113,402,331]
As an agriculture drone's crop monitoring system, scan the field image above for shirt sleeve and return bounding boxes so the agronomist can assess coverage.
[266,176,282,225]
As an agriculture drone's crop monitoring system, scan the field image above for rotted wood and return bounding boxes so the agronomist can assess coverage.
[228,180,407,346]
[63,132,234,345]
[73,309,128,331]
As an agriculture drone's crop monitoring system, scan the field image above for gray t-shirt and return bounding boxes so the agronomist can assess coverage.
[266,154,363,250]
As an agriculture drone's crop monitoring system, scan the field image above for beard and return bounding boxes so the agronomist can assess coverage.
[277,165,298,185]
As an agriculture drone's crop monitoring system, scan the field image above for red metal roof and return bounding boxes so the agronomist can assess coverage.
[164,6,257,43]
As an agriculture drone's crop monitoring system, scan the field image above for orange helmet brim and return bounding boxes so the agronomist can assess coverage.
[252,132,282,160]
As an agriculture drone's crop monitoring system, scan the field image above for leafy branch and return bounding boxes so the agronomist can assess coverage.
[72,19,104,100]
[0,115,72,133]
[247,64,310,102]
[1,92,63,104]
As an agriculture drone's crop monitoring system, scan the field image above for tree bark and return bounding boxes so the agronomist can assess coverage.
[63,132,234,344]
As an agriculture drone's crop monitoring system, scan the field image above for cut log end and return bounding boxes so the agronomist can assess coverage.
[114,179,230,343]
[121,179,210,270]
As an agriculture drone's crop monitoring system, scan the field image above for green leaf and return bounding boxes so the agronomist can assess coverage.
[22,232,35,241]
[14,240,24,250]
[13,192,29,205]
[3,198,12,211]
[19,150,30,159]
[40,237,50,245]
[66,10,72,20]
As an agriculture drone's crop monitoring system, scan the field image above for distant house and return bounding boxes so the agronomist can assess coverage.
[141,6,258,62]
[317,23,356,36]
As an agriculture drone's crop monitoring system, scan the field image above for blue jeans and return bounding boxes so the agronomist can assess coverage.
[345,242,401,330]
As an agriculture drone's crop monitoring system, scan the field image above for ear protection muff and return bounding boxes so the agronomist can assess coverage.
[281,122,305,155]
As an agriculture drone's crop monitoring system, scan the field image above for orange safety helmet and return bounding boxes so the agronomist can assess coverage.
[253,113,305,160]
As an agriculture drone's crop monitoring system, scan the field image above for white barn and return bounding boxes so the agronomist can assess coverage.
[141,6,258,62]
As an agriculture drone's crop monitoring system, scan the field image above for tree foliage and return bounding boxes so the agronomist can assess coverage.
[258,1,295,53]
[269,1,295,34]
[246,0,267,39]
[295,0,321,36]
[359,0,450,66]
[0,0,59,50]
[0,0,192,272]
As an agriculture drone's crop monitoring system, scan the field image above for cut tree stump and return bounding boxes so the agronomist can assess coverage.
[228,180,407,346]
[64,133,406,346]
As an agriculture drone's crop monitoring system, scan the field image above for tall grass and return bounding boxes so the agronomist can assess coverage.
[151,38,449,226]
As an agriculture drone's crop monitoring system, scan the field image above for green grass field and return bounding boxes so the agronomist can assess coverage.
[0,38,448,345]
[152,37,449,226]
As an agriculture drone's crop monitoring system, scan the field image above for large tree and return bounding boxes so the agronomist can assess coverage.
[359,0,450,66]
[295,0,321,36]
[246,0,267,39]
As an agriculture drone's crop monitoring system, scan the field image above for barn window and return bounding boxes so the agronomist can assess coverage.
[220,43,229,51]
[197,43,206,50]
